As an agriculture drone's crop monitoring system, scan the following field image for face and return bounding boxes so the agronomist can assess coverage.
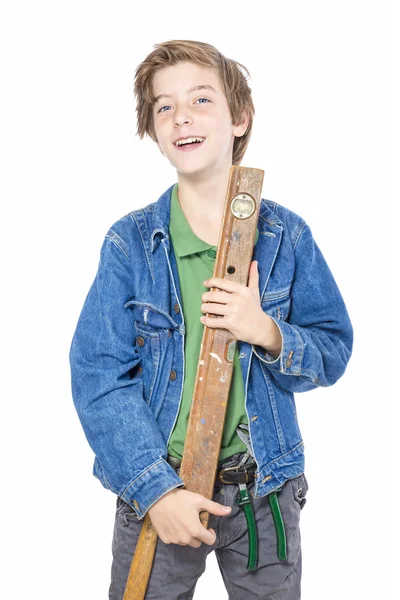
[151,61,248,177]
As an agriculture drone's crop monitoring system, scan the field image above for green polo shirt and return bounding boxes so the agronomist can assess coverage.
[167,183,259,462]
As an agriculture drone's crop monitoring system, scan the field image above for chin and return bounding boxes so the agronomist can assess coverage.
[176,164,213,178]
[173,156,219,177]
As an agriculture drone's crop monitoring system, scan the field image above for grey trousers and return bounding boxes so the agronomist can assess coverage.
[109,456,308,600]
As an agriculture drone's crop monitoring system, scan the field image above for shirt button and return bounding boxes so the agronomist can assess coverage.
[173,303,180,313]
[170,370,177,381]
[137,336,145,347]
[207,249,217,258]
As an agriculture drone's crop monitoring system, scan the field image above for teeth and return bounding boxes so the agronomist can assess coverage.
[175,137,205,146]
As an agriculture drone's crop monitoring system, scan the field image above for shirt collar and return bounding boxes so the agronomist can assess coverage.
[168,182,259,258]
[169,183,216,257]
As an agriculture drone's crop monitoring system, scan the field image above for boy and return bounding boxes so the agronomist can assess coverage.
[69,40,353,599]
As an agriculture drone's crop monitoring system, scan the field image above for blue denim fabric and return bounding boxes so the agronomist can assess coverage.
[69,184,353,519]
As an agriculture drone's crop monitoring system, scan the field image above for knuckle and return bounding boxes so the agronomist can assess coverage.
[160,536,170,544]
[205,537,214,546]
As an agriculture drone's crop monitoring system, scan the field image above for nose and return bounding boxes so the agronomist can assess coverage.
[174,112,192,128]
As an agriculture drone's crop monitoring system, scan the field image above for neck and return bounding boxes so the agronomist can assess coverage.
[176,166,232,227]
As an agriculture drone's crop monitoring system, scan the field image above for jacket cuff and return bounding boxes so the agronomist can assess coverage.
[120,458,185,519]
[252,317,303,375]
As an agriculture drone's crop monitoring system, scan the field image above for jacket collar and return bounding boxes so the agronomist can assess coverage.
[150,183,283,255]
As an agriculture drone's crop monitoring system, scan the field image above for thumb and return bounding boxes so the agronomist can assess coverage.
[247,260,259,288]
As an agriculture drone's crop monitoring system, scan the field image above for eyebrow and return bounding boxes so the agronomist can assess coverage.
[153,85,217,105]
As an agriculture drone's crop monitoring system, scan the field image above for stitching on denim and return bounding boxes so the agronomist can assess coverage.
[266,367,321,384]
[260,365,287,454]
[252,343,280,365]
[136,482,185,520]
[123,458,165,494]
[265,199,278,214]
[261,286,291,302]
[255,321,303,374]
[261,440,304,471]
[105,232,129,261]
[161,241,185,331]
[129,212,155,283]
[124,300,179,328]
[134,321,165,338]
[146,334,160,407]
[259,211,281,228]
[293,221,307,250]
[276,324,322,384]
[290,325,304,372]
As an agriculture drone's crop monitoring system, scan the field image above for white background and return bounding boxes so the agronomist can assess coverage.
[1,1,397,598]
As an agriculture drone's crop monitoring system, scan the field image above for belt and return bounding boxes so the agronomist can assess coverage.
[167,452,287,570]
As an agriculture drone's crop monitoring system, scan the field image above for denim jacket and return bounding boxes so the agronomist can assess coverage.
[69,184,353,519]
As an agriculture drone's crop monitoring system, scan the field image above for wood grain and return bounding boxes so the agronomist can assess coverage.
[123,165,264,599]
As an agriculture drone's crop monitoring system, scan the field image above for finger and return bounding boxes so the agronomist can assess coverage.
[196,497,232,516]
[204,278,241,294]
[200,315,229,328]
[202,290,232,303]
[195,526,217,546]
[247,261,259,287]
[201,303,229,315]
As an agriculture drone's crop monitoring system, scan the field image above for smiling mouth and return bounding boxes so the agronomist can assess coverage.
[173,138,206,151]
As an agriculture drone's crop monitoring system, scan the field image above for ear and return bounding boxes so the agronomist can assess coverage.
[232,109,250,138]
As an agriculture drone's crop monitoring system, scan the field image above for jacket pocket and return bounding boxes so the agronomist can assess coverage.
[124,300,177,333]
[125,301,175,411]
[261,286,291,321]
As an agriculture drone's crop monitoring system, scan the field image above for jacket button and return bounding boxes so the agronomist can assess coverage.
[138,366,143,373]
[170,370,177,381]
[173,303,180,313]
[137,336,145,346]
[286,350,294,368]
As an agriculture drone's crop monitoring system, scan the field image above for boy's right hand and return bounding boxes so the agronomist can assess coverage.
[148,487,231,548]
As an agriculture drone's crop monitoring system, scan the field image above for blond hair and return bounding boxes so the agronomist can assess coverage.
[133,40,255,165]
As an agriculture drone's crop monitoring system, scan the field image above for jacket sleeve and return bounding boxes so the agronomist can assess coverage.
[252,223,353,392]
[69,232,184,519]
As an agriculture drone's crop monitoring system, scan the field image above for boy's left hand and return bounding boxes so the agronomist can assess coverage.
[200,260,280,352]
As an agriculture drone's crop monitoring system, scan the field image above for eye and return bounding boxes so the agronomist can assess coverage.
[157,98,211,114]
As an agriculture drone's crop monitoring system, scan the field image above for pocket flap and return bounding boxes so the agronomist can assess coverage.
[124,300,177,330]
